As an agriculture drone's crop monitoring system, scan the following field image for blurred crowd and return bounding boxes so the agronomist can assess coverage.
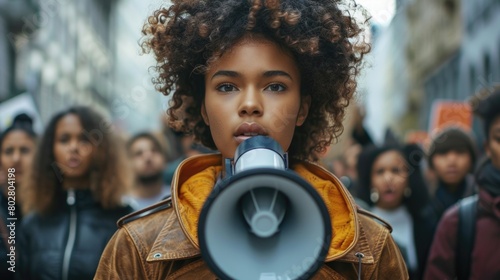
[0,105,214,280]
[324,88,500,279]
[1,0,499,278]
[0,89,499,279]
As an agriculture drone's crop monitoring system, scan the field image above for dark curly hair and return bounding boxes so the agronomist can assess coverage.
[141,0,370,160]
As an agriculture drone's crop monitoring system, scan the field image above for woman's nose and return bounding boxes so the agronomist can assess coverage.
[238,88,263,117]
[384,172,395,183]
[12,150,21,163]
[69,139,79,152]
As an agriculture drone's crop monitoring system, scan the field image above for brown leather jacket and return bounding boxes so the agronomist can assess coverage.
[95,154,408,279]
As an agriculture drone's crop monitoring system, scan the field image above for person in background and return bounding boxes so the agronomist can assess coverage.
[357,144,436,279]
[160,117,184,163]
[125,132,171,211]
[331,142,369,209]
[17,106,133,280]
[337,142,363,190]
[0,113,37,280]
[425,89,500,279]
[427,126,477,219]
[162,129,214,185]
[351,105,374,147]
[95,0,408,278]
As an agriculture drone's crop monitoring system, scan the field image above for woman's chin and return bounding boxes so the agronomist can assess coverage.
[379,198,403,210]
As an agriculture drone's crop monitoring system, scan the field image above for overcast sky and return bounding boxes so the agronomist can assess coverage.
[357,0,396,26]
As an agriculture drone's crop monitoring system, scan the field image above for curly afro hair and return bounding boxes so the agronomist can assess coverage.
[141,0,370,160]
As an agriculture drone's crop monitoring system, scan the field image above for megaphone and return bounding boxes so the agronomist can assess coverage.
[198,136,332,280]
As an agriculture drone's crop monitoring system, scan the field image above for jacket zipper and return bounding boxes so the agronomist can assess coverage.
[355,252,364,280]
[62,189,77,280]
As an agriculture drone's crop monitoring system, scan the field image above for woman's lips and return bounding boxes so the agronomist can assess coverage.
[444,169,460,175]
[67,158,81,168]
[234,122,268,144]
[234,135,254,144]
[380,192,399,202]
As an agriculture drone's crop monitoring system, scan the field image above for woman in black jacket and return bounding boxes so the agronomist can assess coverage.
[18,106,133,280]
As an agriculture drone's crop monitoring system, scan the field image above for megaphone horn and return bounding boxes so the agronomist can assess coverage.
[198,136,332,280]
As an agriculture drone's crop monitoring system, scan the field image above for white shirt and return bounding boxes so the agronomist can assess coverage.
[371,205,418,272]
[125,185,171,211]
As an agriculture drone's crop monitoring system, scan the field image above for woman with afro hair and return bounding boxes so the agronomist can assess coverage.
[95,0,408,279]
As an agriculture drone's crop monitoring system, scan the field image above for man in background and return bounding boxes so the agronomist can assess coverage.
[125,132,170,211]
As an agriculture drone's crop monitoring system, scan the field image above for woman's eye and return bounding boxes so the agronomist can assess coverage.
[265,84,286,92]
[78,134,91,144]
[3,148,14,155]
[20,147,32,154]
[217,84,237,92]
[58,136,69,143]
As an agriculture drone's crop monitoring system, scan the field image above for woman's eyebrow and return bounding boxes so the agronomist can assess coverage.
[211,70,240,80]
[263,70,293,81]
[211,70,293,81]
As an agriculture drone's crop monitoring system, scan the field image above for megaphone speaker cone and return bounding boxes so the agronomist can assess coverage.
[198,168,332,280]
[242,188,287,238]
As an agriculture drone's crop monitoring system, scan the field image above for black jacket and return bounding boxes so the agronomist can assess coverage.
[18,190,132,280]
[0,190,21,280]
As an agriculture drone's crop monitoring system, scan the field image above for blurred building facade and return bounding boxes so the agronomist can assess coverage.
[412,0,500,135]
[5,0,116,121]
[362,0,412,144]
[0,0,37,101]
[111,0,166,133]
[364,0,500,143]
[1,0,166,133]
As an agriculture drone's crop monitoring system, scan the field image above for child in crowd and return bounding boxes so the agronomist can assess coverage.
[427,126,477,219]
[425,89,500,279]
[95,0,408,279]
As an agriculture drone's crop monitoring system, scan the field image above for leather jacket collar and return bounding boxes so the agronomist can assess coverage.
[145,154,375,265]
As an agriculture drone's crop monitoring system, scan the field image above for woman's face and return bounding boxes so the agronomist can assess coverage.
[370,150,409,209]
[202,37,309,159]
[53,114,94,179]
[486,115,500,169]
[0,131,36,184]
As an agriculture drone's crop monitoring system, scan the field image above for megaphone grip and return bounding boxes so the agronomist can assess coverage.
[241,188,287,238]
